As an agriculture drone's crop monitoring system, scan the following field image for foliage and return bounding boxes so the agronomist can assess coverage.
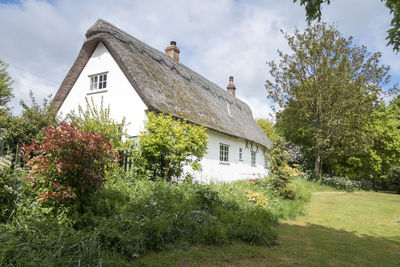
[0,59,13,113]
[321,97,400,188]
[0,155,17,223]
[318,175,362,192]
[138,112,208,181]
[138,187,400,266]
[293,0,400,53]
[245,190,268,208]
[5,91,58,146]
[67,97,129,150]
[257,119,297,199]
[387,166,400,193]
[0,170,312,265]
[256,118,279,142]
[268,23,391,177]
[21,122,118,212]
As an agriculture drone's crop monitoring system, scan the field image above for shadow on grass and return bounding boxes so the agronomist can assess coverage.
[134,222,400,267]
[274,222,400,266]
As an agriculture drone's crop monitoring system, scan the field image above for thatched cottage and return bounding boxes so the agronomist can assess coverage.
[54,19,270,182]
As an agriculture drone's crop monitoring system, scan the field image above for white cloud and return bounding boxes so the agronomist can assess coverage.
[0,0,398,118]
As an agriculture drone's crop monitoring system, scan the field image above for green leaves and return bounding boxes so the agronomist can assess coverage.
[67,97,128,150]
[294,0,400,53]
[0,59,13,109]
[268,23,391,177]
[138,112,208,181]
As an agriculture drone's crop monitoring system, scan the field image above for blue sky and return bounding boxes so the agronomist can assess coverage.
[0,0,398,118]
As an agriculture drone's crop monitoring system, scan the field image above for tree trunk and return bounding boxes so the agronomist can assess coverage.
[315,148,321,178]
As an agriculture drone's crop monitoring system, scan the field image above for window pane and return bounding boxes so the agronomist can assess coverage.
[103,81,107,88]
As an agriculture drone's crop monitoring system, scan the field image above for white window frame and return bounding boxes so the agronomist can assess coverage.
[219,144,229,163]
[251,151,257,166]
[89,72,108,91]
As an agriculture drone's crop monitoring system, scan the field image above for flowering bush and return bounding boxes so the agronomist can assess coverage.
[0,154,16,222]
[21,122,118,209]
[245,190,268,208]
[0,154,11,174]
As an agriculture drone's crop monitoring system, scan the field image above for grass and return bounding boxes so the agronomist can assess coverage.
[135,179,400,266]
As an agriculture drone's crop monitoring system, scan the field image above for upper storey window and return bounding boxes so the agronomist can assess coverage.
[90,73,107,90]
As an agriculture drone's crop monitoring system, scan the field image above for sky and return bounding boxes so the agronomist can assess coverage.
[0,0,398,119]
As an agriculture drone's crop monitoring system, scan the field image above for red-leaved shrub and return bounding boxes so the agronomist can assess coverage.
[22,122,118,207]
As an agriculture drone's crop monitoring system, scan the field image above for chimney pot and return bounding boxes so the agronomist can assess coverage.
[165,41,180,63]
[227,76,236,97]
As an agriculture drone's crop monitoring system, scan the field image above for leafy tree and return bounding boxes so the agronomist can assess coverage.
[267,23,391,177]
[138,112,208,181]
[0,59,13,131]
[256,118,279,142]
[21,122,118,212]
[6,91,58,147]
[325,97,400,186]
[0,59,13,112]
[67,97,129,150]
[293,0,400,52]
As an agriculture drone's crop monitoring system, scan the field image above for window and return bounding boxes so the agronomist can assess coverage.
[251,151,256,165]
[220,144,229,162]
[264,156,269,169]
[239,148,243,161]
[90,73,107,90]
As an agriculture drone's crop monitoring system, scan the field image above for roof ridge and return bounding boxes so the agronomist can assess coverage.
[86,19,251,109]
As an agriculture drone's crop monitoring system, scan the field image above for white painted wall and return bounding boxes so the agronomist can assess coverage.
[188,130,269,183]
[58,42,148,137]
[58,42,268,183]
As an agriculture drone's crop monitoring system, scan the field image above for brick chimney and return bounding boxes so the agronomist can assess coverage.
[165,41,180,63]
[227,76,236,97]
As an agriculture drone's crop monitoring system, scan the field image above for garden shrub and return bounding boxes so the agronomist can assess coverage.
[138,112,208,181]
[387,166,400,193]
[21,122,118,213]
[0,170,311,265]
[318,175,362,192]
[0,155,17,222]
[302,171,362,192]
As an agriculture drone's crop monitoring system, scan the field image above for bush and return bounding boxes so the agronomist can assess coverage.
[1,168,312,265]
[305,173,362,192]
[387,167,400,193]
[0,155,17,222]
[138,112,208,181]
[21,122,118,213]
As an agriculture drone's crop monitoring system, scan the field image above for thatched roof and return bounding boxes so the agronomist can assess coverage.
[53,19,270,148]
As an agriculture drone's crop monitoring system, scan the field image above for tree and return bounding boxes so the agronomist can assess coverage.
[5,91,58,147]
[0,59,13,111]
[324,97,400,186]
[256,118,279,142]
[293,0,400,53]
[0,59,13,129]
[267,23,391,177]
[138,112,208,181]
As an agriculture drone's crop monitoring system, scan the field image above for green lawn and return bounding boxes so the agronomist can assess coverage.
[135,187,400,266]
